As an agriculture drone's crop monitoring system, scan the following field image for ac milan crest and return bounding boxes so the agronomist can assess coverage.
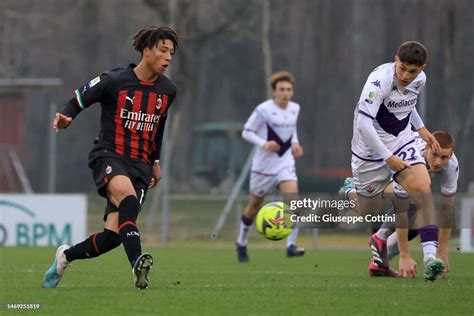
[156,95,162,110]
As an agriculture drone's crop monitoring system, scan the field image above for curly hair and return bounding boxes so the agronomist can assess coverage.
[132,26,180,54]
[270,71,295,90]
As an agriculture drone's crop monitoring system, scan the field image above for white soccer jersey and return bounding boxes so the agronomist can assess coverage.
[243,99,300,174]
[412,134,459,196]
[352,62,426,161]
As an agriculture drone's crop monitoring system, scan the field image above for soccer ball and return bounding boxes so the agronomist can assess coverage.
[256,202,293,240]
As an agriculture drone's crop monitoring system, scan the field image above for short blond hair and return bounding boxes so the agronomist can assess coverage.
[270,71,295,90]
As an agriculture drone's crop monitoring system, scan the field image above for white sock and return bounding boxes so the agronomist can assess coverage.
[375,228,394,241]
[387,232,399,261]
[421,241,437,264]
[387,232,398,248]
[286,227,299,247]
[236,220,251,246]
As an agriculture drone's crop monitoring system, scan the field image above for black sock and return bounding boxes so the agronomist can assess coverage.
[64,229,121,262]
[118,195,142,267]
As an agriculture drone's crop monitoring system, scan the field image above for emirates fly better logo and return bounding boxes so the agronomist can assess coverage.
[121,109,160,131]
[121,94,165,131]
[120,94,163,132]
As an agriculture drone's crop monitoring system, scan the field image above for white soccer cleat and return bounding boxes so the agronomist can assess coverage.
[42,245,71,288]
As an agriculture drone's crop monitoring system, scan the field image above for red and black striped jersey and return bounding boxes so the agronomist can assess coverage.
[61,64,176,165]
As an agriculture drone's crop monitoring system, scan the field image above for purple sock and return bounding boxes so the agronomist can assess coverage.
[419,225,438,261]
[241,215,253,226]
[419,225,438,245]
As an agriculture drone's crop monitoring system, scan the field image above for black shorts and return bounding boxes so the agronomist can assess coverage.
[88,148,152,221]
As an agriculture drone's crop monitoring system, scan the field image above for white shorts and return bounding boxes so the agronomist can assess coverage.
[352,139,425,197]
[352,156,391,197]
[249,166,297,197]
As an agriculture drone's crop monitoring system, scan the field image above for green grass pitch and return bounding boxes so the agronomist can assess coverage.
[1,247,473,315]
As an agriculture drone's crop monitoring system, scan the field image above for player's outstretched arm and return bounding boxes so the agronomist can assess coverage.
[437,195,454,276]
[410,108,440,153]
[397,227,417,278]
[53,73,111,133]
[438,228,451,276]
[53,113,73,132]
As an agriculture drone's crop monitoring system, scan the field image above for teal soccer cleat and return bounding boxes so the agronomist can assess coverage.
[42,245,71,288]
[338,177,355,200]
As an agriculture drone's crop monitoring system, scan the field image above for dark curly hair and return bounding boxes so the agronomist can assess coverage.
[132,26,180,54]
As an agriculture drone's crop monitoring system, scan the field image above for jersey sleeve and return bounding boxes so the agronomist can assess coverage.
[150,114,168,162]
[410,108,425,130]
[242,108,267,147]
[291,105,301,144]
[357,73,390,119]
[356,114,393,160]
[291,128,299,144]
[60,73,111,119]
[355,71,393,160]
[441,157,459,196]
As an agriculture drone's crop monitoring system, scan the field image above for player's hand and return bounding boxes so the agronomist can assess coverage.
[386,155,411,172]
[149,162,162,188]
[53,113,73,132]
[263,141,281,153]
[437,251,450,277]
[291,143,304,158]
[399,255,417,278]
[418,127,441,153]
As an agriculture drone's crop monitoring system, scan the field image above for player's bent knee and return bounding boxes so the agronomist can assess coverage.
[106,176,137,207]
[408,181,432,193]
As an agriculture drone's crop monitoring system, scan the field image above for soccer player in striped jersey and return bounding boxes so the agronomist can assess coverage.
[43,26,179,289]
[343,41,446,280]
[236,71,305,262]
